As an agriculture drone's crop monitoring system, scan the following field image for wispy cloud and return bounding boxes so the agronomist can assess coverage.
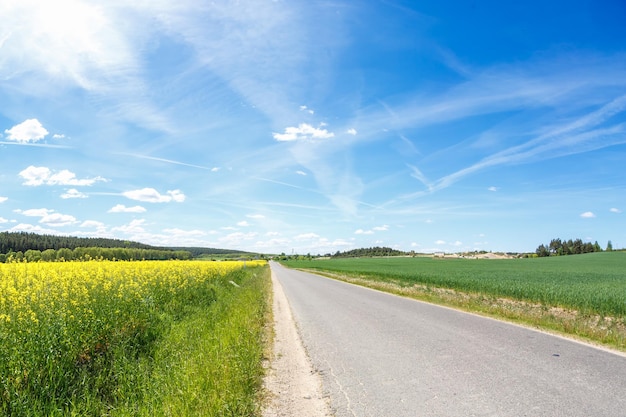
[580,211,596,218]
[116,153,218,171]
[123,188,185,203]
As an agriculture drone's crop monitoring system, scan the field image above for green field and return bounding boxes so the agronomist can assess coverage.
[283,252,626,318]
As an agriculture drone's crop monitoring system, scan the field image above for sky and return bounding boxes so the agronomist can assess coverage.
[1,0,625,255]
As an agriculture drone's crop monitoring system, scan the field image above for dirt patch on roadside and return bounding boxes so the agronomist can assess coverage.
[262,270,332,417]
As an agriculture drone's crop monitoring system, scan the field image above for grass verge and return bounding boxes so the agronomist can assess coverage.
[119,266,272,417]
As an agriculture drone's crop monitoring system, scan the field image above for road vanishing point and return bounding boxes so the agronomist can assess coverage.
[270,262,626,417]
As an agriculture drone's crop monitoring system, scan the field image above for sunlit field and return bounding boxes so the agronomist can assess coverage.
[0,260,269,416]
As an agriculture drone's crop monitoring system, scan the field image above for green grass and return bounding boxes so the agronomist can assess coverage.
[284,252,626,317]
[282,253,626,350]
[124,266,271,417]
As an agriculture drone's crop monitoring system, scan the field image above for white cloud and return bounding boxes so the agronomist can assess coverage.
[112,219,146,234]
[162,228,206,237]
[167,189,185,202]
[355,225,388,235]
[122,188,185,203]
[580,211,596,218]
[296,233,320,240]
[255,237,290,249]
[61,188,87,199]
[435,240,446,245]
[488,186,498,192]
[273,123,334,141]
[80,220,105,228]
[0,197,7,203]
[17,208,77,226]
[610,207,622,213]
[0,217,8,223]
[346,128,357,135]
[52,134,66,139]
[9,223,60,234]
[246,214,265,219]
[19,166,106,186]
[296,170,307,176]
[299,105,314,114]
[19,208,52,217]
[237,221,250,227]
[4,119,49,143]
[40,212,78,226]
[219,232,258,246]
[453,240,463,246]
[211,167,220,172]
[108,204,147,213]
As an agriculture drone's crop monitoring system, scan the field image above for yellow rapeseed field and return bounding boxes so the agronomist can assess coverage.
[0,259,266,415]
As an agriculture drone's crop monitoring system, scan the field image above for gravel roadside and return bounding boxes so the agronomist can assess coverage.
[262,266,333,417]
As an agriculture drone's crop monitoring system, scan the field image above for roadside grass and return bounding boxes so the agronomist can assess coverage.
[128,266,271,417]
[282,252,626,352]
[0,260,271,416]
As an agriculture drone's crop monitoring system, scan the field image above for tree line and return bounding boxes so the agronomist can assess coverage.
[0,232,160,253]
[0,232,191,262]
[0,247,192,263]
[535,238,611,257]
[332,246,409,258]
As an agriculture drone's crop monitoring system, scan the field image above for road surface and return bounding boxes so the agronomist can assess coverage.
[270,261,626,417]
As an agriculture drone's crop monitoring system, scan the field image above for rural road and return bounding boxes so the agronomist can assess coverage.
[269,261,626,417]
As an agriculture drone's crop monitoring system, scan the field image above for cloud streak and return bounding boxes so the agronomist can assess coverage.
[123,188,185,203]
[19,166,107,186]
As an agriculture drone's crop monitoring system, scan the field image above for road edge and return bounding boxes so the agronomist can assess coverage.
[262,264,333,417]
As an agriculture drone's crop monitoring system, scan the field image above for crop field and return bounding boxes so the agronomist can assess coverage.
[284,252,626,317]
[0,259,269,416]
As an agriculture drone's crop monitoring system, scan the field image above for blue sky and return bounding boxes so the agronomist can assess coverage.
[1,0,625,254]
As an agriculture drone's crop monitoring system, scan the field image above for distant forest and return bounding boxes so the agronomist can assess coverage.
[331,246,409,258]
[0,232,190,262]
[169,247,256,258]
[0,232,156,253]
[0,232,261,262]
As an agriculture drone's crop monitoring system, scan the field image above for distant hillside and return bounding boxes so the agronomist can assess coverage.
[0,232,160,253]
[169,247,260,259]
[332,246,408,258]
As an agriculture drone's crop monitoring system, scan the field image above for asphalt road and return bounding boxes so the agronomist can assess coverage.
[270,261,626,417]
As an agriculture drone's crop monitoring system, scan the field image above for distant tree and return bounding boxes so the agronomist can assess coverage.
[535,244,550,257]
[594,241,602,252]
[24,249,42,262]
[607,240,613,252]
[41,249,56,262]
